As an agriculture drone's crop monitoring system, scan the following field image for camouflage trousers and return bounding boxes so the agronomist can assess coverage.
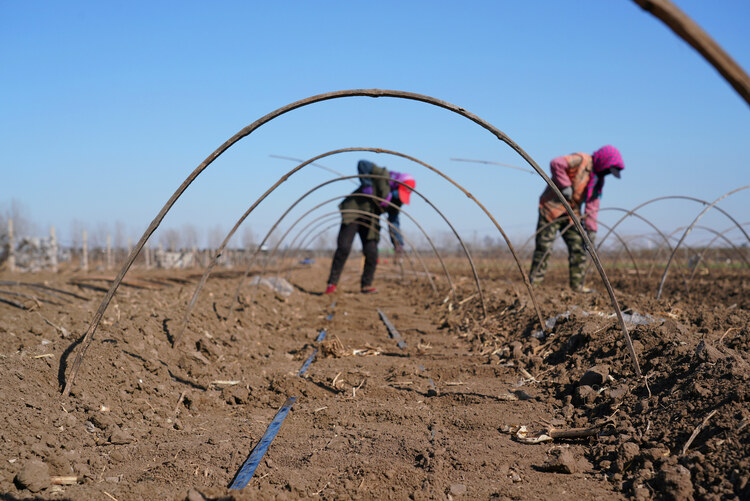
[528,213,595,291]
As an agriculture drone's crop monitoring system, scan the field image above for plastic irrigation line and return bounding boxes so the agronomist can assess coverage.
[377,308,407,350]
[228,396,297,490]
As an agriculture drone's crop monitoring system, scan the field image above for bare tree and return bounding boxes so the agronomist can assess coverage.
[160,228,181,251]
[181,223,200,249]
[90,222,108,249]
[69,219,85,248]
[482,235,495,251]
[241,224,256,249]
[206,224,225,249]
[113,220,127,249]
[0,199,37,238]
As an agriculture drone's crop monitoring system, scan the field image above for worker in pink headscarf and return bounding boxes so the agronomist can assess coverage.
[529,145,625,291]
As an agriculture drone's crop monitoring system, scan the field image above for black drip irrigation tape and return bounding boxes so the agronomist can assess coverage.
[377,308,407,349]
[418,364,438,397]
[230,300,337,488]
[299,300,337,375]
[229,396,297,490]
[326,300,336,321]
[298,327,328,377]
[297,348,319,376]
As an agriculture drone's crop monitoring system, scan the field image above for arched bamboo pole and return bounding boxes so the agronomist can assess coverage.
[685,225,750,279]
[595,221,643,287]
[657,186,750,298]
[244,208,442,314]
[530,220,642,288]
[686,223,750,282]
[178,142,553,346]
[284,218,420,284]
[277,212,433,291]
[226,199,446,320]
[592,207,689,290]
[63,89,638,397]
[597,195,750,256]
[175,172,463,343]
[220,180,462,320]
[632,0,750,106]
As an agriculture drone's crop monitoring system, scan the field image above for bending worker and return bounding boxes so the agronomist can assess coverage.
[529,145,624,291]
[325,159,415,294]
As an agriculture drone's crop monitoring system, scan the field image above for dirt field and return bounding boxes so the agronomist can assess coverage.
[0,256,748,500]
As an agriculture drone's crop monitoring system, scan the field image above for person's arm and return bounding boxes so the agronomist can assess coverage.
[583,197,600,233]
[388,209,404,250]
[550,155,577,201]
[550,156,573,188]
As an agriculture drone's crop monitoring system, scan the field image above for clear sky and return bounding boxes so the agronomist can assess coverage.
[2,0,749,249]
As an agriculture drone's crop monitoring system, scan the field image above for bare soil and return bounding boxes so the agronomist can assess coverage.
[0,257,747,500]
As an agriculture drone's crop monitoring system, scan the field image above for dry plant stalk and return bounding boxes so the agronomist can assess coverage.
[320,336,346,358]
[173,390,187,415]
[50,475,80,485]
[507,416,612,444]
[681,409,718,455]
[210,380,240,386]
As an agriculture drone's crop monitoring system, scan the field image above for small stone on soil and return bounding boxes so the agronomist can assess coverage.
[655,464,694,500]
[14,459,50,493]
[186,488,207,501]
[620,442,640,463]
[695,340,723,363]
[574,385,597,406]
[109,428,135,445]
[579,365,609,387]
[541,448,577,474]
[449,483,467,495]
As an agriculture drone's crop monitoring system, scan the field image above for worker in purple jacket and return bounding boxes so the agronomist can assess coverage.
[325,160,415,294]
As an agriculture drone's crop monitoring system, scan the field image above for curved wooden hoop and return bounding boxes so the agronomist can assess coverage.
[63,89,637,396]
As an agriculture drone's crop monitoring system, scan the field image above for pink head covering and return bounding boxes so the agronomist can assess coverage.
[592,145,624,177]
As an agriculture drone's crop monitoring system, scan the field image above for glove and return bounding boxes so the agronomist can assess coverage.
[560,186,573,201]
[361,185,373,195]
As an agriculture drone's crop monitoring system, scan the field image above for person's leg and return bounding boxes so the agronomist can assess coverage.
[529,215,561,285]
[326,223,358,286]
[358,220,379,289]
[561,225,590,291]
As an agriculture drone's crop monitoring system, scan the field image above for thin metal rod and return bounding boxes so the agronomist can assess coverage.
[450,157,534,174]
[269,154,353,182]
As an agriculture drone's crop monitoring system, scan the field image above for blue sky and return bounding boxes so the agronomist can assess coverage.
[2,1,749,249]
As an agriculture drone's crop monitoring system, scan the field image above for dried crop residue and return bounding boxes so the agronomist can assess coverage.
[0,260,747,499]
